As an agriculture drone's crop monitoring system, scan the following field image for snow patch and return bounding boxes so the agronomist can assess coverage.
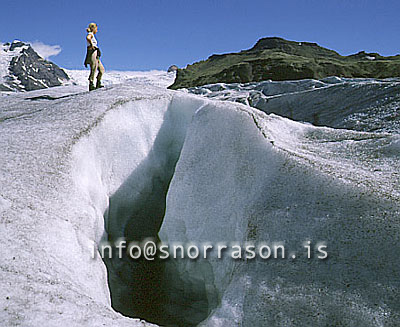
[0,195,11,212]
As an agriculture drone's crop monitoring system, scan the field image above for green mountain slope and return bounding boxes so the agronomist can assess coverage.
[169,37,400,89]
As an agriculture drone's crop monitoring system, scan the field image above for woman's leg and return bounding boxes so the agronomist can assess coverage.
[88,50,98,85]
[97,59,105,82]
[96,59,105,88]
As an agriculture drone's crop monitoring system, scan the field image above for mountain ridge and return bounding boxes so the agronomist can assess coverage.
[169,37,400,89]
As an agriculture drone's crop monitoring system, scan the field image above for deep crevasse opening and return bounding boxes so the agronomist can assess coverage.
[71,93,218,326]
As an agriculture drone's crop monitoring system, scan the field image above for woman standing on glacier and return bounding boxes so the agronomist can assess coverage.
[84,22,105,91]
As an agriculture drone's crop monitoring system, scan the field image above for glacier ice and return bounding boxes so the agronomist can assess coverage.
[0,74,399,326]
[160,104,400,326]
[187,77,400,133]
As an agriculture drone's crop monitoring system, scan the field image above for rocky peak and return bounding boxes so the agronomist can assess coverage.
[249,37,341,59]
[9,40,27,51]
[250,37,296,50]
[0,40,69,92]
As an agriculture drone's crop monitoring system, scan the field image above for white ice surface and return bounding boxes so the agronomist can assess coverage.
[0,73,399,326]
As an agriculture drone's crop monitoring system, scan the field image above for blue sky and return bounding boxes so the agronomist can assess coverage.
[2,0,400,71]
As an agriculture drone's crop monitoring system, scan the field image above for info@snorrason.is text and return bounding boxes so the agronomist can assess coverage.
[91,239,328,261]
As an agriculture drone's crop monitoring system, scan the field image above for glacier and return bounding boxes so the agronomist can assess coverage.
[186,77,400,133]
[0,73,399,326]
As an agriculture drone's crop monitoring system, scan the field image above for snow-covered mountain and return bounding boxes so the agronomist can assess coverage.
[0,40,69,92]
[0,73,399,326]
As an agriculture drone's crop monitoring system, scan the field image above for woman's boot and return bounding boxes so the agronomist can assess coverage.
[96,79,104,89]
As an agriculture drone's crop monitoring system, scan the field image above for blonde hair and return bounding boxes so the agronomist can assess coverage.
[86,23,97,33]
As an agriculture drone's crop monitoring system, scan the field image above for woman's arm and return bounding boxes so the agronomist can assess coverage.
[86,34,95,49]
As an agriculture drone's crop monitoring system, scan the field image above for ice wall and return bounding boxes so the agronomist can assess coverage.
[0,83,171,327]
[159,100,400,326]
